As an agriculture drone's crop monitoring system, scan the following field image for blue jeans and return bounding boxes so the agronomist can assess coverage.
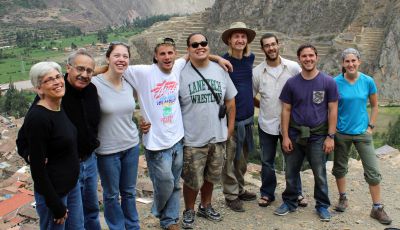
[97,145,140,230]
[145,140,183,229]
[79,154,101,230]
[35,182,84,230]
[258,127,303,201]
[282,137,330,210]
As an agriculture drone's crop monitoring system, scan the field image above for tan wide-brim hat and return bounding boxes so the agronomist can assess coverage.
[221,21,256,45]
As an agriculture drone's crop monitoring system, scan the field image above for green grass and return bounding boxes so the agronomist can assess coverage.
[373,106,400,147]
[249,106,400,170]
[0,30,142,83]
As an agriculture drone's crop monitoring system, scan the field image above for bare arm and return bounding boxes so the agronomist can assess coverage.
[367,93,378,133]
[209,54,233,72]
[281,102,293,153]
[323,100,338,154]
[94,65,108,75]
[225,98,236,139]
[254,97,260,108]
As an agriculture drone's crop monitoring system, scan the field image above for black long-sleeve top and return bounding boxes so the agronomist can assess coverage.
[31,74,101,160]
[62,74,100,160]
[25,105,80,218]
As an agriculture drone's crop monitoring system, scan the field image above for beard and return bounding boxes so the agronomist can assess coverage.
[265,51,279,61]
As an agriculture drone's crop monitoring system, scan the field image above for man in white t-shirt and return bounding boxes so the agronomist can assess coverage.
[252,33,307,208]
[124,38,231,230]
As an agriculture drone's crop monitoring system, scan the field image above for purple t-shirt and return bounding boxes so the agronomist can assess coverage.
[279,72,338,138]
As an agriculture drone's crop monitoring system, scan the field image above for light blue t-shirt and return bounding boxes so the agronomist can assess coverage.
[335,72,377,135]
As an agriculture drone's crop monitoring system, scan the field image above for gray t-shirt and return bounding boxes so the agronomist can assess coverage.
[179,61,237,147]
[92,75,140,154]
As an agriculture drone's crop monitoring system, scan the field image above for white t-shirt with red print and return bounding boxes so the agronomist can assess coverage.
[124,59,186,151]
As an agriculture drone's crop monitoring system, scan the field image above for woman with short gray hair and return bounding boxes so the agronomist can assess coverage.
[332,48,392,225]
[24,61,83,229]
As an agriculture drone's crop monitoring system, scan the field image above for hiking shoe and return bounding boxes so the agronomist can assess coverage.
[316,207,331,222]
[370,206,392,225]
[197,204,222,222]
[166,223,180,230]
[238,190,257,201]
[226,198,245,212]
[274,203,293,216]
[334,195,348,212]
[182,209,195,229]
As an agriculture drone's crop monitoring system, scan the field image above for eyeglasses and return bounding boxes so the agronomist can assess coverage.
[41,74,63,85]
[72,65,94,75]
[263,42,278,49]
[190,41,208,48]
[110,41,130,48]
[156,37,175,46]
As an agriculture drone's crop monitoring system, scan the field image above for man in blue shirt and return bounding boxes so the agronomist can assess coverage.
[220,22,257,212]
[276,44,338,222]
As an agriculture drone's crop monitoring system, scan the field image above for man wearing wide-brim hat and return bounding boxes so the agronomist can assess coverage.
[221,21,257,212]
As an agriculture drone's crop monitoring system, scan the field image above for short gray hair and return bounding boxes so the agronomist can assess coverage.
[67,48,94,65]
[29,61,62,88]
[341,48,361,61]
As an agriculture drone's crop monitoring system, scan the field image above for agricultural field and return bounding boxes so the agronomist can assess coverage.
[0,30,141,83]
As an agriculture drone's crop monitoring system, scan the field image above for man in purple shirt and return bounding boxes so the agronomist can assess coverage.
[274,44,338,222]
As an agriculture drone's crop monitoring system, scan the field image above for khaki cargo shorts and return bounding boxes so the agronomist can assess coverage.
[182,142,226,190]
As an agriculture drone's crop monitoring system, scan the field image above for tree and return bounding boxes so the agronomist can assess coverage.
[386,116,400,149]
[97,30,108,43]
[71,42,77,50]
[0,80,33,118]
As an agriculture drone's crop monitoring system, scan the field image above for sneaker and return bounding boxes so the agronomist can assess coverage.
[182,209,195,229]
[226,198,245,212]
[370,206,392,225]
[334,195,348,212]
[166,223,180,230]
[316,207,331,222]
[197,204,222,222]
[274,203,293,216]
[238,190,257,201]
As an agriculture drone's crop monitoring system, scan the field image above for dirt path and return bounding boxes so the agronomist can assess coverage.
[134,153,400,230]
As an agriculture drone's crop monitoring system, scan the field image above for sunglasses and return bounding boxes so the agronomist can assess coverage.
[110,41,130,48]
[156,37,175,46]
[190,41,208,48]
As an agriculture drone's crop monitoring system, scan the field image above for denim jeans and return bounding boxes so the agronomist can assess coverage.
[258,127,303,201]
[35,182,84,230]
[282,137,330,210]
[97,145,140,230]
[145,140,183,229]
[79,153,101,230]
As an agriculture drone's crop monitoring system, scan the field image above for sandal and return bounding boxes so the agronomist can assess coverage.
[258,196,272,207]
[298,195,308,207]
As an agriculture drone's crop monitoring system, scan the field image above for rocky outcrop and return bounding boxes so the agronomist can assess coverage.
[210,0,360,36]
[374,3,400,104]
[207,0,400,103]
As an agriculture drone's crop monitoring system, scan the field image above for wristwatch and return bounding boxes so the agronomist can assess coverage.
[327,133,335,139]
[368,123,375,129]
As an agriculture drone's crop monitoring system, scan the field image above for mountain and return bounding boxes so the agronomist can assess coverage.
[129,0,399,103]
[0,0,215,32]
[207,0,400,103]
